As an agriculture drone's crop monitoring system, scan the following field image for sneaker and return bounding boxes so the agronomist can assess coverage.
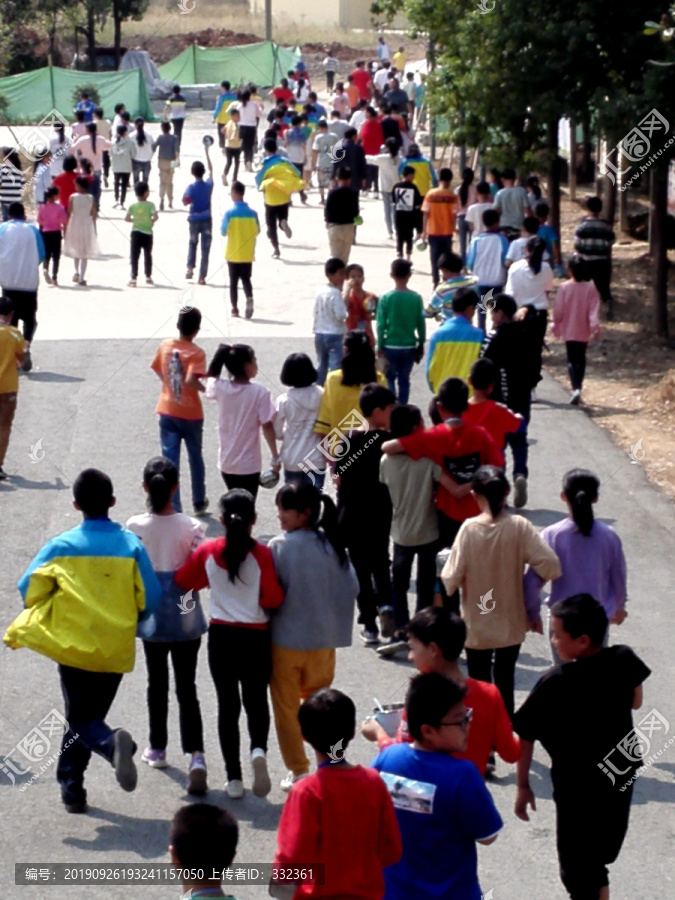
[531,388,538,402]
[245,298,254,319]
[159,200,165,211]
[231,307,240,317]
[513,475,528,509]
[226,778,244,799]
[169,202,173,209]
[79,280,87,287]
[186,268,194,280]
[360,627,379,646]
[64,800,88,814]
[193,499,210,517]
[52,276,58,286]
[279,220,292,239]
[103,176,109,188]
[485,753,496,779]
[44,270,52,285]
[141,747,167,769]
[72,273,80,283]
[272,249,281,259]
[128,279,137,287]
[251,748,271,798]
[376,639,409,658]
[0,466,8,481]
[280,770,308,793]
[113,729,138,792]
[570,389,581,406]
[197,277,206,285]
[21,347,32,373]
[222,174,229,186]
[187,753,208,795]
[146,277,154,285]
[379,606,395,639]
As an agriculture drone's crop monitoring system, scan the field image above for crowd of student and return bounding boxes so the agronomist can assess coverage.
[0,52,651,900]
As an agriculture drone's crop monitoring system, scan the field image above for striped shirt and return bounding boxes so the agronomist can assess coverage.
[0,164,25,204]
[165,94,187,120]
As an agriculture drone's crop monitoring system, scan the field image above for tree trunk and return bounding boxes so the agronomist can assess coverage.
[568,118,577,201]
[581,119,593,181]
[618,158,629,233]
[113,0,122,71]
[649,172,656,255]
[651,162,669,338]
[547,117,561,239]
[87,3,97,72]
[606,171,617,224]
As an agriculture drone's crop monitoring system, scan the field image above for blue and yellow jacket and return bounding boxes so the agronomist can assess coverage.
[426,314,484,393]
[399,155,438,197]
[221,200,260,263]
[4,519,161,674]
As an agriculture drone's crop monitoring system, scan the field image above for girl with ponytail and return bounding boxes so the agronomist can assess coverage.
[455,166,477,261]
[176,488,284,800]
[524,468,628,662]
[126,456,209,794]
[442,465,561,719]
[268,482,358,792]
[505,235,554,385]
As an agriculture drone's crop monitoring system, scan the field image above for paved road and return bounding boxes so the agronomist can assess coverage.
[1,112,674,900]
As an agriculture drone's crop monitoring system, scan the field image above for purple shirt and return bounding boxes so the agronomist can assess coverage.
[523,516,627,621]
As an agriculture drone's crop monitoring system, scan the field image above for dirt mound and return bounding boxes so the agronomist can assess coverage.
[129,28,264,64]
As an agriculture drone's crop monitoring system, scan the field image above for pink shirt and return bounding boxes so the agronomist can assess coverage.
[205,378,276,475]
[553,280,601,342]
[71,134,112,172]
[37,202,68,233]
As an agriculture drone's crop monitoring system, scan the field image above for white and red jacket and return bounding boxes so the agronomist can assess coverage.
[175,538,283,629]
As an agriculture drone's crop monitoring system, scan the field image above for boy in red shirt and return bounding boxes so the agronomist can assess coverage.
[344,263,376,345]
[362,607,520,777]
[52,155,79,211]
[350,61,372,102]
[464,357,523,473]
[272,688,402,900]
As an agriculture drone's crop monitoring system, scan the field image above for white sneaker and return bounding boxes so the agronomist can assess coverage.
[251,748,271,797]
[280,770,308,793]
[279,219,292,239]
[225,778,244,799]
[513,475,528,509]
[570,389,581,406]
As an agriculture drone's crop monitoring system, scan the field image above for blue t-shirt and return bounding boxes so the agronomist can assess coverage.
[184,177,213,221]
[371,744,502,900]
[538,223,558,260]
[76,99,96,122]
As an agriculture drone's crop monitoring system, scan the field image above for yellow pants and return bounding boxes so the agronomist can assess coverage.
[158,158,174,203]
[270,645,336,775]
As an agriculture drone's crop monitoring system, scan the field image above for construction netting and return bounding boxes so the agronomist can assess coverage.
[158,41,299,88]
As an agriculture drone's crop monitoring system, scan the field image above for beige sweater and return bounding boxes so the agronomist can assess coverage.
[442,513,561,649]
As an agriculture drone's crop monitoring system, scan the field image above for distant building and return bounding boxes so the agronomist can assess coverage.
[250,0,407,30]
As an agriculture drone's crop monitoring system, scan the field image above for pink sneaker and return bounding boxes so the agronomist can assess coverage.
[141,747,167,769]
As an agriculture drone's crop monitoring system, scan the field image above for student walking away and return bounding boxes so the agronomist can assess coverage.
[164,84,187,150]
[535,201,563,274]
[231,90,259,172]
[75,91,96,122]
[313,257,348,386]
[349,60,373,103]
[330,129,367,195]
[256,138,306,258]
[379,103,404,151]
[126,457,208,794]
[332,88,352,124]
[64,177,99,286]
[504,216,542,269]
[505,236,554,383]
[183,146,213,285]
[465,358,524,484]
[513,594,650,900]
[176,489,284,799]
[205,343,280,500]
[359,107,384,194]
[323,50,339,90]
[404,72,418,120]
[213,80,237,149]
[170,804,239,900]
[71,110,87,141]
[453,167,477,262]
[552,254,601,404]
[422,167,458,286]
[33,151,53,208]
[465,208,509,330]
[573,195,617,319]
[376,257,425,404]
[272,689,401,899]
[393,166,423,259]
[0,150,26,221]
[311,118,339,205]
[371,673,503,900]
[126,181,157,287]
[70,123,111,211]
[50,122,72,178]
[425,287,483,393]
[4,469,161,813]
[111,126,136,209]
[425,252,478,319]
[221,108,243,185]
[400,143,438,203]
[268,483,358,791]
[465,180,494,240]
[524,469,628,665]
[384,78,409,116]
[344,263,376,345]
[325,167,359,264]
[442,466,561,719]
[275,353,327,491]
[93,108,112,187]
[129,118,153,184]
[152,122,178,211]
[221,181,260,320]
[38,187,68,286]
[336,383,396,645]
[0,296,26,479]
[370,137,403,238]
[285,116,309,204]
[493,167,532,234]
[0,202,45,372]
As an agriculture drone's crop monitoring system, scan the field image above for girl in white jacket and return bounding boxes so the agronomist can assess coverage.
[370,137,404,238]
[274,353,326,491]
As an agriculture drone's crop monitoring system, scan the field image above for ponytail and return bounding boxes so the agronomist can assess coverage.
[207,342,255,379]
[86,122,97,154]
[562,468,599,536]
[459,166,473,207]
[317,494,348,565]
[275,483,348,567]
[135,117,147,147]
[143,456,178,513]
[526,236,546,275]
[116,124,127,143]
[220,489,256,582]
[471,465,509,517]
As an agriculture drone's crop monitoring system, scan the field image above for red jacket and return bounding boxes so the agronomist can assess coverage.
[359,119,385,156]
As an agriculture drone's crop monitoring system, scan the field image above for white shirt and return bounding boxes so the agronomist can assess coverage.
[505,258,554,310]
[506,236,549,266]
[313,284,347,335]
[349,109,367,130]
[49,136,72,176]
[126,512,204,573]
[0,220,43,291]
[130,130,154,162]
[205,379,276,475]
[374,68,391,92]
[274,385,326,472]
[466,201,494,236]
[233,101,259,127]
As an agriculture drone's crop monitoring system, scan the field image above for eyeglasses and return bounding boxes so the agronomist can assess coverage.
[439,709,473,729]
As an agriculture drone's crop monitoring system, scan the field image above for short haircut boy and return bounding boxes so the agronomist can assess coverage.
[280,352,317,388]
[345,263,364,278]
[406,671,467,742]
[493,293,517,318]
[264,137,278,154]
[73,468,114,518]
[523,216,539,235]
[476,180,491,195]
[451,287,478,314]
[134,181,149,197]
[436,377,469,415]
[408,607,467,660]
[550,593,608,648]
[344,127,358,140]
[567,253,588,282]
[391,258,412,279]
[0,297,15,316]
[359,383,396,417]
[502,167,516,181]
[438,251,463,274]
[191,161,205,179]
[325,257,346,277]
[402,165,415,177]
[177,307,202,336]
[586,196,603,214]
[160,121,171,133]
[388,403,422,439]
[337,166,352,182]
[439,168,453,182]
[482,208,500,228]
[534,201,549,218]
[170,803,238,874]
[231,180,245,197]
[298,688,356,753]
[469,357,498,391]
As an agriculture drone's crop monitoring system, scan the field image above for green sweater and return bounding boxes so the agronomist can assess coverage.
[376,289,426,351]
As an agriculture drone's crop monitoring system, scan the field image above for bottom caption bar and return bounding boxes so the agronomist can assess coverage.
[16,864,325,885]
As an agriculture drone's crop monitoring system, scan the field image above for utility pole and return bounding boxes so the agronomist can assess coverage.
[428,37,436,162]
[265,0,272,41]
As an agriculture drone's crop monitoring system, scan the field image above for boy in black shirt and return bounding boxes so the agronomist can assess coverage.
[325,166,360,265]
[336,383,396,646]
[513,594,651,900]
[392,166,423,260]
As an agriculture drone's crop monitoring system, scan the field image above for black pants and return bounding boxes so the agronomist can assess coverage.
[114,171,130,205]
[172,118,184,150]
[224,147,242,181]
[42,230,62,279]
[208,624,272,781]
[222,470,260,500]
[102,149,111,181]
[465,644,521,720]
[130,231,153,279]
[143,639,204,753]
[56,664,123,805]
[228,261,253,310]
[435,513,462,614]
[530,308,548,384]
[566,340,587,391]
[265,203,290,252]
[392,541,437,629]
[239,124,257,164]
[504,391,531,479]
[365,163,379,192]
[395,213,416,256]
[5,289,37,343]
[585,257,613,304]
[326,70,335,90]
[346,526,392,633]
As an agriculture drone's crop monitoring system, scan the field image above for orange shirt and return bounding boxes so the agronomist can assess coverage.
[151,339,207,420]
[0,324,26,394]
[422,187,458,236]
[345,84,360,109]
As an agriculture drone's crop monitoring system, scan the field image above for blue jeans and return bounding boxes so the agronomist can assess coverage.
[132,159,151,183]
[285,469,326,492]
[315,333,344,386]
[457,215,469,262]
[187,218,212,281]
[384,346,418,404]
[159,414,206,512]
[504,393,530,478]
[428,234,453,286]
[382,193,394,236]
